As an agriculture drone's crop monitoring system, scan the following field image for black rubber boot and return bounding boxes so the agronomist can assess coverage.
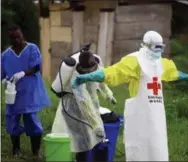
[75,151,88,162]
[30,135,42,158]
[10,135,22,158]
[92,144,109,162]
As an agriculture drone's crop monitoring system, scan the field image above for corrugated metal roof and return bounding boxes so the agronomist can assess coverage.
[33,0,188,5]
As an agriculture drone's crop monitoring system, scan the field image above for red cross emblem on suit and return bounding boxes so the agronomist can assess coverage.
[147,77,161,95]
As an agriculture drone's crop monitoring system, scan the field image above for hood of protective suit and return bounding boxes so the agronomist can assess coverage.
[141,31,165,62]
[135,31,165,77]
[139,46,162,62]
[136,47,164,78]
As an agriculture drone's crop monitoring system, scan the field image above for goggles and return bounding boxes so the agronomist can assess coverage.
[142,42,166,52]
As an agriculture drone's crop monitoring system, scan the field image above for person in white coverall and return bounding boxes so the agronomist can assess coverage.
[72,31,188,161]
[51,50,116,162]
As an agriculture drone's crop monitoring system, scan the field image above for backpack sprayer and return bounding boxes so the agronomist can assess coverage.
[58,41,95,129]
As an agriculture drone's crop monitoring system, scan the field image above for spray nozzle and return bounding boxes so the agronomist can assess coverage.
[80,41,94,52]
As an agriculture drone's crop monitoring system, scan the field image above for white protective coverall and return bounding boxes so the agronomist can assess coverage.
[100,31,179,161]
[51,52,115,152]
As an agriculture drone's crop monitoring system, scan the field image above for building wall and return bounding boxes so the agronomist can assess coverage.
[40,2,172,80]
[113,4,172,63]
[49,7,73,79]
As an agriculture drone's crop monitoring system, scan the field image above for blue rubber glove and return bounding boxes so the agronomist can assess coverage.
[72,69,105,89]
[178,71,188,80]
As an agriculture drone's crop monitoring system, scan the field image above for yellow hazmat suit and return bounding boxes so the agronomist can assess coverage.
[103,55,178,97]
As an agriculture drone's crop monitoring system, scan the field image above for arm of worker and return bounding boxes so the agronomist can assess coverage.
[24,65,40,75]
[26,44,42,75]
[10,65,40,83]
[161,58,188,81]
[10,44,42,83]
[94,55,117,104]
[71,56,139,88]
[51,56,76,98]
[178,71,188,80]
[98,83,117,104]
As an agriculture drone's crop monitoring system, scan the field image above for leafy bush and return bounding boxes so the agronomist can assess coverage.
[168,38,188,92]
[1,0,40,51]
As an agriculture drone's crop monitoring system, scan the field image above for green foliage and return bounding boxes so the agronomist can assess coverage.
[169,38,188,91]
[171,38,188,60]
[172,3,188,36]
[1,3,16,50]
[1,0,40,51]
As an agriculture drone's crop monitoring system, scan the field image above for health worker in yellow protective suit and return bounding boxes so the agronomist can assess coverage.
[72,31,188,161]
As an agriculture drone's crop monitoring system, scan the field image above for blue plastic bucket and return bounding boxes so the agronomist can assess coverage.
[87,115,124,162]
[104,116,124,161]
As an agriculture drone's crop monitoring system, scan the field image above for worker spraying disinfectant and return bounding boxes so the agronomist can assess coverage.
[72,31,188,161]
[51,42,117,162]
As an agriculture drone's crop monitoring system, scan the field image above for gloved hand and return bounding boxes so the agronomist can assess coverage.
[72,74,89,89]
[72,69,105,88]
[107,96,117,105]
[2,78,7,85]
[10,71,25,83]
[178,71,188,80]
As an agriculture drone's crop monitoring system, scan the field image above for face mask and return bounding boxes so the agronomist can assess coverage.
[146,48,162,61]
[151,51,162,60]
